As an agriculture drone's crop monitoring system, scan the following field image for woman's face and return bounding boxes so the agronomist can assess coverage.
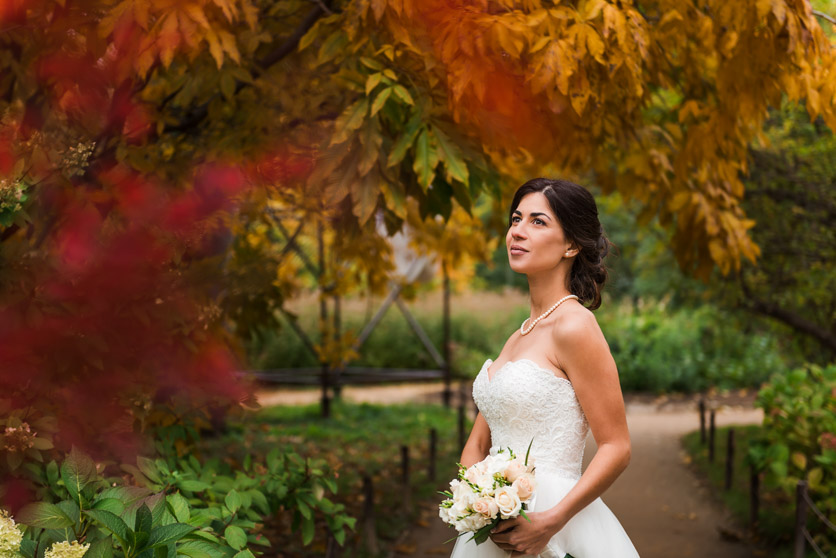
[505,192,574,275]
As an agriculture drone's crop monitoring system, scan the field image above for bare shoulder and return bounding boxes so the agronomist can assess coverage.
[550,303,606,346]
[549,303,613,371]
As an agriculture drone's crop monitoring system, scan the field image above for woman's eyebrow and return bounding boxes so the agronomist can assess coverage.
[512,209,551,221]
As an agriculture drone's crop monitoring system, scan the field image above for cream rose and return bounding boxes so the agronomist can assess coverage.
[471,497,499,519]
[504,460,527,482]
[494,486,522,518]
[512,474,536,501]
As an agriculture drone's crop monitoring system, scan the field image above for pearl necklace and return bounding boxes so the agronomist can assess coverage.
[520,294,579,336]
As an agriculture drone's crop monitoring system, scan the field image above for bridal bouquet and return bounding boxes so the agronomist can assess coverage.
[438,444,536,544]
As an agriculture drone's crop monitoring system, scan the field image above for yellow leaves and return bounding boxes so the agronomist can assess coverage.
[205,27,225,68]
[413,128,439,191]
[578,0,606,22]
[390,84,414,105]
[370,87,392,116]
[432,125,469,184]
[371,0,387,22]
[719,30,739,58]
[492,20,526,58]
[602,4,627,44]
[678,100,702,123]
[332,99,370,145]
[365,73,383,95]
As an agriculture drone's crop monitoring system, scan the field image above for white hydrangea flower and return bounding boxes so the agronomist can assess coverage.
[0,509,23,556]
[44,540,90,558]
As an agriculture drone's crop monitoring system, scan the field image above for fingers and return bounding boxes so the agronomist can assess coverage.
[492,518,518,534]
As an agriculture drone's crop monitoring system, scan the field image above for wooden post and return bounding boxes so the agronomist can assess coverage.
[725,428,735,491]
[333,294,343,399]
[699,399,706,444]
[708,410,716,463]
[401,445,412,513]
[362,475,379,555]
[326,531,340,558]
[458,402,466,451]
[793,480,808,558]
[318,221,330,419]
[429,428,437,482]
[442,265,452,407]
[750,464,760,527]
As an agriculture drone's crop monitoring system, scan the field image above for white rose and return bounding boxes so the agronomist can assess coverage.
[494,486,522,518]
[452,479,477,505]
[512,474,536,501]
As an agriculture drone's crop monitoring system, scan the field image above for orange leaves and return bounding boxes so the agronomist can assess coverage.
[100,0,252,76]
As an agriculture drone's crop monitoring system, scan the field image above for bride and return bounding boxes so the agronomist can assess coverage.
[450,178,639,557]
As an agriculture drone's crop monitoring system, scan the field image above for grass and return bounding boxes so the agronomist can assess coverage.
[682,425,802,557]
[201,400,469,557]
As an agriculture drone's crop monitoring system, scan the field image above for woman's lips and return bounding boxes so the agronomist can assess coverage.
[509,246,528,256]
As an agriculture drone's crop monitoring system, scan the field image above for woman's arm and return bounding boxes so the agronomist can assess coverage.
[491,309,631,556]
[460,412,492,468]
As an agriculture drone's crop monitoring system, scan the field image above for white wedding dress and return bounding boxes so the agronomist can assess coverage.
[449,358,640,558]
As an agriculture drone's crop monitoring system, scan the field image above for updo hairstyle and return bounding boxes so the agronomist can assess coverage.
[508,178,611,310]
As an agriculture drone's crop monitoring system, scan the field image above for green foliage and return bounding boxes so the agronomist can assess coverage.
[599,302,788,393]
[251,293,787,393]
[11,442,352,558]
[681,426,796,554]
[203,401,462,557]
[749,364,836,553]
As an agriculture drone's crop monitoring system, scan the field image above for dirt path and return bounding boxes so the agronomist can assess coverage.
[255,384,764,557]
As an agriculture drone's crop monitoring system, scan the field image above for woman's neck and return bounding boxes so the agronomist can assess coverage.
[526,270,572,317]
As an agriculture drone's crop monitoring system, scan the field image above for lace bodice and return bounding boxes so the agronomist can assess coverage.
[473,358,589,480]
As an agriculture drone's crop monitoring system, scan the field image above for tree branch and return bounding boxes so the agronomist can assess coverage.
[739,274,836,355]
[166,2,332,134]
[813,9,836,26]
[257,2,331,70]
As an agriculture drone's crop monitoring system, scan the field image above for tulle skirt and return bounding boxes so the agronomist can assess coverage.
[449,472,639,558]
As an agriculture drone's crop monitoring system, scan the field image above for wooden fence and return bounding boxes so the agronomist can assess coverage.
[699,401,836,556]
[323,395,475,557]
[794,480,836,558]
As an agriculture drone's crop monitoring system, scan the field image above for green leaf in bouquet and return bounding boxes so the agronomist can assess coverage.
[468,521,495,545]
[525,438,534,467]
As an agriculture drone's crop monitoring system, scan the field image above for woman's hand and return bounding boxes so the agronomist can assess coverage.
[489,511,564,557]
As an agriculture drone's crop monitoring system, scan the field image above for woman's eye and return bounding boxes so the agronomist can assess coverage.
[511,216,521,223]
[533,218,545,225]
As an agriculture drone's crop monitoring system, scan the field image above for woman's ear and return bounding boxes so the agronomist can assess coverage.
[563,243,580,258]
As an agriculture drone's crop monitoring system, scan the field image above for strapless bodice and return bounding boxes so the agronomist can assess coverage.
[473,358,589,481]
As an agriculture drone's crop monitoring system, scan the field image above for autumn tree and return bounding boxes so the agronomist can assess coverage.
[2,0,836,448]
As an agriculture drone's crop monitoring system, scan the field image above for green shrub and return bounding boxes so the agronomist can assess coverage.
[599,302,787,393]
[8,444,353,558]
[249,293,789,393]
[749,364,836,553]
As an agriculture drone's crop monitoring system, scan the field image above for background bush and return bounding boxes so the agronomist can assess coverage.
[247,292,789,393]
[748,364,836,554]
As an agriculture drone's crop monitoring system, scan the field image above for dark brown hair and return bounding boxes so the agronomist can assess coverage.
[509,178,611,310]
